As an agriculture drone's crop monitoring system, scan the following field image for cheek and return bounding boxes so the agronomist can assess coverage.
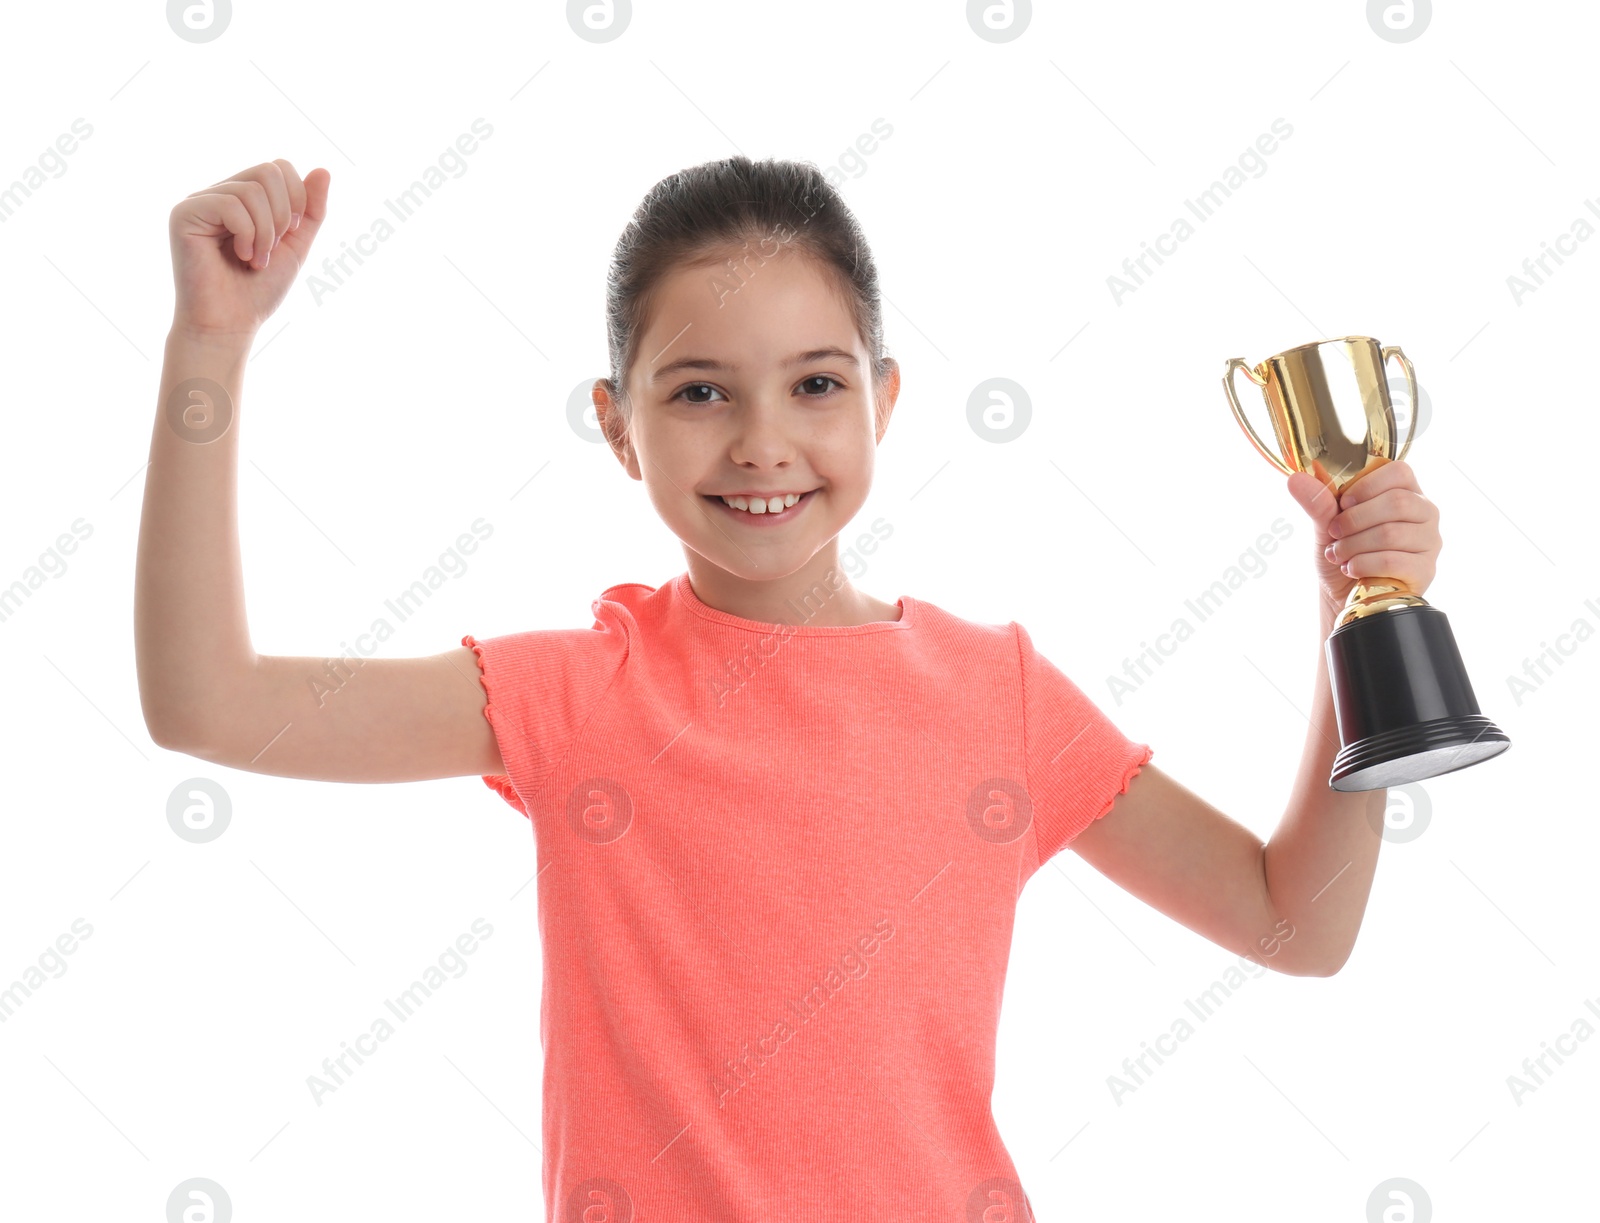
[845,447,875,488]
[814,409,877,470]
[632,415,702,472]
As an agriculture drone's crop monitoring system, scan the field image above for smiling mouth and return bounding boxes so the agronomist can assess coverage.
[701,489,817,520]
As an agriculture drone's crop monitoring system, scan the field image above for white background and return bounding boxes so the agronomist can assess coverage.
[0,1,1592,1219]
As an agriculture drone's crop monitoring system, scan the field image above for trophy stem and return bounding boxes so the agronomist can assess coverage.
[1335,576,1429,629]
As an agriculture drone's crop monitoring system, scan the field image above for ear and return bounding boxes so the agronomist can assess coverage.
[592,379,641,479]
[874,357,901,443]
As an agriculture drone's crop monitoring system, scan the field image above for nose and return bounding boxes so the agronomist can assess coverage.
[726,395,798,470]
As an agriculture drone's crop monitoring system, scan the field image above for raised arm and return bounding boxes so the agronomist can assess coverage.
[1065,463,1442,976]
[135,159,503,783]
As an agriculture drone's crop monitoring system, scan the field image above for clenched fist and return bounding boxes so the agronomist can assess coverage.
[168,159,329,340]
[1286,458,1442,610]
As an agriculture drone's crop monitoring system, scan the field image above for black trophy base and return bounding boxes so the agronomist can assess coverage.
[1325,604,1510,792]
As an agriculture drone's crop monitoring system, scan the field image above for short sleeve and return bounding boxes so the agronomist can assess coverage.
[462,611,630,819]
[1015,622,1153,872]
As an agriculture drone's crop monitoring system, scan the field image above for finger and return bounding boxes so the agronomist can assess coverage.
[1326,519,1437,562]
[195,165,291,255]
[1337,548,1433,584]
[200,180,276,266]
[273,167,330,263]
[1286,469,1339,528]
[1329,487,1435,539]
[233,162,292,252]
[176,191,259,264]
[252,161,293,247]
[1339,457,1420,509]
[215,163,274,189]
[272,158,308,228]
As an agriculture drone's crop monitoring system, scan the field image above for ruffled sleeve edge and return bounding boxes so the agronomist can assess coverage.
[1090,742,1154,825]
[462,634,531,820]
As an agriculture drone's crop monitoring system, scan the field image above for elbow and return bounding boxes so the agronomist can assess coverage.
[140,698,201,756]
[1294,947,1352,978]
[143,712,185,753]
[1317,950,1352,978]
[148,723,199,756]
[1262,936,1352,978]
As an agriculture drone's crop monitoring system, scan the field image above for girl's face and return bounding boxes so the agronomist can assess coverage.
[599,248,899,589]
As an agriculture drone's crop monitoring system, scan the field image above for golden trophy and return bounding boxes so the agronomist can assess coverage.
[1223,336,1511,791]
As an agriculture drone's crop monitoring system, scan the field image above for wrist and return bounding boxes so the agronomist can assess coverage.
[167,322,257,354]
[1318,588,1344,632]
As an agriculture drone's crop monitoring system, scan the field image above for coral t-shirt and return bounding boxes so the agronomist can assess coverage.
[463,572,1151,1222]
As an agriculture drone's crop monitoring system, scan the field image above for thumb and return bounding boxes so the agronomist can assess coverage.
[277,167,331,264]
[1286,466,1339,542]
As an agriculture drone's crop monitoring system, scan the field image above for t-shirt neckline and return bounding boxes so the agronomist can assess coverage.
[672,572,915,636]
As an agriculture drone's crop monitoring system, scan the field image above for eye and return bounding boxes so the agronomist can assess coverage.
[672,383,726,405]
[797,375,843,397]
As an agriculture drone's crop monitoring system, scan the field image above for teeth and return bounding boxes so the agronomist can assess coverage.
[719,492,802,514]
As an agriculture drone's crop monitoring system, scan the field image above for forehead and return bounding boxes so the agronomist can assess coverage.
[636,248,858,378]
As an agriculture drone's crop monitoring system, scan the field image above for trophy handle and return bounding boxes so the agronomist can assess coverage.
[1223,357,1294,476]
[1381,345,1418,463]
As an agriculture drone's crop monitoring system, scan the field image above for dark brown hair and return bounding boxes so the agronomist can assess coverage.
[601,155,893,441]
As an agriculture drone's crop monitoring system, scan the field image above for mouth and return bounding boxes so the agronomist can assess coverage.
[701,488,818,524]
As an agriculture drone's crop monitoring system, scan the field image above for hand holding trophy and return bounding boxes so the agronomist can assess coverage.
[1223,337,1511,791]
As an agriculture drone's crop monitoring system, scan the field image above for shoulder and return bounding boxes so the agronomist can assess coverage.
[901,593,1019,647]
[464,580,659,686]
[895,595,1026,687]
[904,600,1104,701]
[593,579,668,631]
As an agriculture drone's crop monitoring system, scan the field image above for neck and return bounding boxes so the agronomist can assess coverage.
[682,548,895,628]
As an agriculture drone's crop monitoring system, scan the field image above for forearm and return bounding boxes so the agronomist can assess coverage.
[134,327,257,744]
[1261,592,1386,975]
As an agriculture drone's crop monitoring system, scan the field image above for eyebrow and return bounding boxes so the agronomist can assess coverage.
[649,347,861,383]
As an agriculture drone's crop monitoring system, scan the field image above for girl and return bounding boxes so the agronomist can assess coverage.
[137,155,1443,1220]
